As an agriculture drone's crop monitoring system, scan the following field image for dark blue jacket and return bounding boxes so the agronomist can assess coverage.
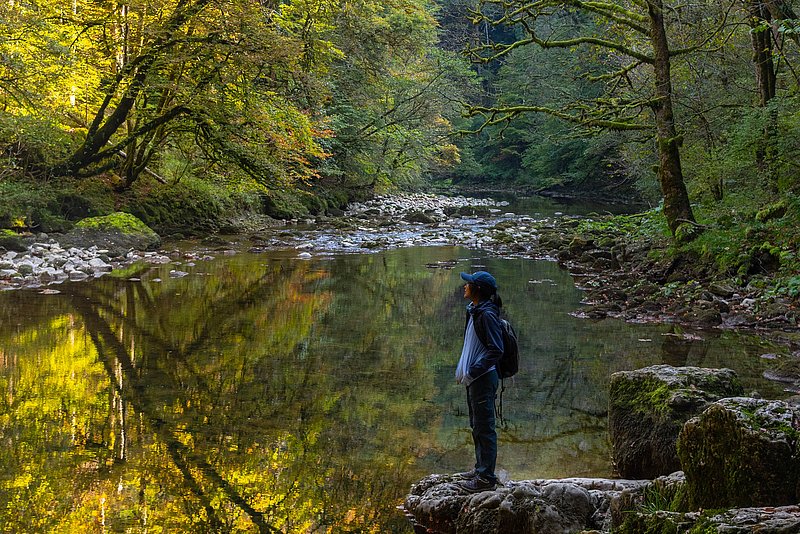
[465,300,505,380]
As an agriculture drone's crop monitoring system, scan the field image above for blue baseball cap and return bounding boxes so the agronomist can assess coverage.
[460,270,497,290]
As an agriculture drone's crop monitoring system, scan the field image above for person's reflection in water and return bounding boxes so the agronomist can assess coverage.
[660,326,693,367]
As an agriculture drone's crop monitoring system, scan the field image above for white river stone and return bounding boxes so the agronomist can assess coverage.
[88,258,112,271]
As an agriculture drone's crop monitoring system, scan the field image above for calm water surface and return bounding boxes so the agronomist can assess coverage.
[0,245,785,532]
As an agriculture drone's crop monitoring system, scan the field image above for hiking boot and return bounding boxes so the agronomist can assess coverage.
[453,469,477,479]
[458,476,496,493]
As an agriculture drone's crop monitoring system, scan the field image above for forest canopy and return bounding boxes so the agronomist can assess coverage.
[0,0,469,224]
[0,0,799,235]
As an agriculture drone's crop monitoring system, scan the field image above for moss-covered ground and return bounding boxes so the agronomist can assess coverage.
[0,173,353,237]
[575,191,800,301]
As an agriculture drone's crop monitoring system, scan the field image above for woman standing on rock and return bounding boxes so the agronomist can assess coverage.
[455,270,504,492]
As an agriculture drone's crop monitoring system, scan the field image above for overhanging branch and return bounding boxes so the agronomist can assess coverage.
[463,104,652,134]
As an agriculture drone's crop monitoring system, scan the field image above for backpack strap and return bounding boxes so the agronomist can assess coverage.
[470,306,496,351]
[496,378,506,427]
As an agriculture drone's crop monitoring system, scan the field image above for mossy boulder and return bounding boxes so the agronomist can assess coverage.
[609,365,744,479]
[615,510,690,534]
[674,222,702,243]
[609,471,689,531]
[124,177,266,235]
[0,229,28,252]
[443,205,492,217]
[261,190,310,220]
[404,210,437,224]
[677,397,800,509]
[61,212,160,257]
[755,200,789,223]
[568,235,593,255]
[537,231,569,251]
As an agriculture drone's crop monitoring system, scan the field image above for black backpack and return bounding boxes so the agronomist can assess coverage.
[470,312,519,425]
[468,309,520,378]
[497,319,519,379]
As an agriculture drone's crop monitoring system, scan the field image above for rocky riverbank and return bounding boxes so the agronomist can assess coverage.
[243,193,525,254]
[535,217,800,335]
[0,212,166,290]
[267,194,800,340]
[0,194,517,289]
[0,243,173,289]
[404,365,800,533]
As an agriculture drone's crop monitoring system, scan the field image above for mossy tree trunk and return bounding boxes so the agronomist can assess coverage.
[747,1,777,108]
[648,0,696,236]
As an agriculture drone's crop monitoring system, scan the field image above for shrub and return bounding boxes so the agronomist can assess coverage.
[0,113,76,178]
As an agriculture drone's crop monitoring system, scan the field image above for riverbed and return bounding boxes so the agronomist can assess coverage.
[0,196,789,532]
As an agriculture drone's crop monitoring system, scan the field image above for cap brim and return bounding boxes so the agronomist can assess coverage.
[460,272,473,283]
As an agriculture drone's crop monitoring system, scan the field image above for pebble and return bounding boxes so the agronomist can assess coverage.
[69,271,89,281]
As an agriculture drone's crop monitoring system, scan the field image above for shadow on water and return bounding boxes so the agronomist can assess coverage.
[0,246,787,532]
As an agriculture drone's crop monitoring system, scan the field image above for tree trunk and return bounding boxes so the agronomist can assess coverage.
[647,0,696,235]
[747,1,776,107]
[746,0,780,190]
[54,69,147,176]
[53,0,212,177]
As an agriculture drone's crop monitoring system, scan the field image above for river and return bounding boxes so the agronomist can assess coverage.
[0,201,787,532]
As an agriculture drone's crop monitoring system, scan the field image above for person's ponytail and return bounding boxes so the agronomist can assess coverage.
[490,292,503,308]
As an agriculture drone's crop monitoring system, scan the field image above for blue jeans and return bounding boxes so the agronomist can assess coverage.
[466,369,498,483]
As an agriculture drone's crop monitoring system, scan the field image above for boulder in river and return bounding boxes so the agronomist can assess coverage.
[60,212,161,257]
[404,210,438,224]
[608,365,744,479]
[403,474,649,534]
[677,397,800,509]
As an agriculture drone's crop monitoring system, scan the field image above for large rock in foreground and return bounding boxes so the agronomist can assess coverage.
[677,397,800,509]
[609,365,743,479]
[403,474,649,534]
[61,212,161,257]
[618,506,800,533]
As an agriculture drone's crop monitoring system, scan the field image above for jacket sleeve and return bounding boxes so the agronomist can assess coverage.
[468,310,504,380]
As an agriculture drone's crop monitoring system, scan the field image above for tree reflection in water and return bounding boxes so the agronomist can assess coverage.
[0,247,785,532]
